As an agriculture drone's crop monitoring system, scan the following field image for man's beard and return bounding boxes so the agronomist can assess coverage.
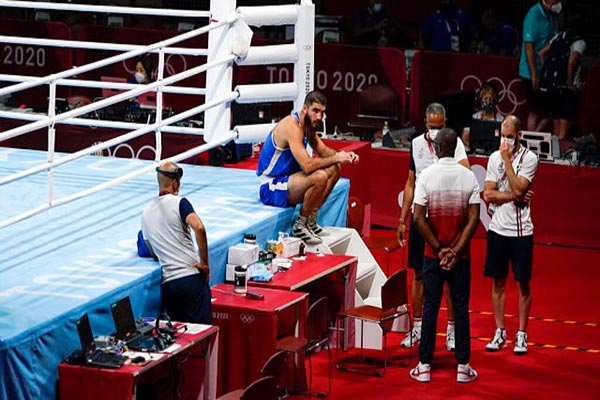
[304,115,319,131]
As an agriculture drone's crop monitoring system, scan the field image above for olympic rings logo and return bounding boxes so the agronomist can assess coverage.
[460,75,527,115]
[239,313,255,324]
[105,143,157,159]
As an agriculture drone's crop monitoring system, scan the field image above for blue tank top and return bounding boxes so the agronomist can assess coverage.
[256,112,308,178]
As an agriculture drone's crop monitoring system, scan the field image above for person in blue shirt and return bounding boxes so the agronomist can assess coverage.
[419,0,476,52]
[478,8,520,56]
[256,91,359,244]
[518,0,561,131]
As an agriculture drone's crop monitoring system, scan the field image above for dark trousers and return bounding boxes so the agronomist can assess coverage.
[419,256,471,365]
[161,273,212,324]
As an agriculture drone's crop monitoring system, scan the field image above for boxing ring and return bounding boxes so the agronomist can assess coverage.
[0,1,345,398]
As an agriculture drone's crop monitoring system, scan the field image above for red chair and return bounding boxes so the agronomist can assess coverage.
[337,269,413,377]
[347,196,403,275]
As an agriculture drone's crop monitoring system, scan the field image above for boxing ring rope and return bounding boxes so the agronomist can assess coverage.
[0,0,315,228]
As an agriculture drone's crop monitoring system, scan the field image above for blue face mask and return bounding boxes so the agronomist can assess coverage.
[372,3,383,13]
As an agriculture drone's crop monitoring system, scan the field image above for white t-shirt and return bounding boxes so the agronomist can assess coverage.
[410,132,468,179]
[485,147,538,237]
[141,194,200,284]
[414,158,480,258]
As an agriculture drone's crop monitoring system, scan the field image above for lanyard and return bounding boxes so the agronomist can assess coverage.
[444,18,459,34]
[425,134,437,160]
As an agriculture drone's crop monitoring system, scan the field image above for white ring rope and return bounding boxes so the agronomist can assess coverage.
[0,0,211,18]
[0,0,314,228]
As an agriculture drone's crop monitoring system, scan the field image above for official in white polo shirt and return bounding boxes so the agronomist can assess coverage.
[398,102,470,351]
[483,115,537,355]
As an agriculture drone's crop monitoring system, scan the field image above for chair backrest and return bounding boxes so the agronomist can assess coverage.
[305,297,329,345]
[347,196,365,235]
[241,376,278,400]
[381,269,408,314]
[260,350,289,395]
[357,83,399,120]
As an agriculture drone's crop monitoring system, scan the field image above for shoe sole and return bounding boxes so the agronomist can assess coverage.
[401,341,419,348]
[485,343,507,352]
[409,373,430,383]
[514,350,527,355]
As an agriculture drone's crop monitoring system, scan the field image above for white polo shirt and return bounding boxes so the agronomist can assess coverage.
[410,132,468,179]
[414,157,480,259]
[485,146,538,237]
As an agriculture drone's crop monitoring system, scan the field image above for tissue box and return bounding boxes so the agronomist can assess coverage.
[228,243,259,266]
[282,237,302,258]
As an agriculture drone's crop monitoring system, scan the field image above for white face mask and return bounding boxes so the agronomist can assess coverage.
[550,1,562,14]
[372,3,383,13]
[135,72,146,84]
[502,137,515,150]
[428,129,440,141]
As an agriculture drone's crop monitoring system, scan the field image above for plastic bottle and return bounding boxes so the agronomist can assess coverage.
[234,265,248,294]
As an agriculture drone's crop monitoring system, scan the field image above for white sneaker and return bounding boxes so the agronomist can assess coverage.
[446,330,455,352]
[457,363,478,383]
[409,362,431,382]
[292,219,322,244]
[514,330,528,355]
[485,328,507,351]
[401,327,421,348]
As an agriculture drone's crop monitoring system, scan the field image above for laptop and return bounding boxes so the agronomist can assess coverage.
[110,296,155,350]
[100,76,128,99]
[469,118,501,155]
[76,313,126,369]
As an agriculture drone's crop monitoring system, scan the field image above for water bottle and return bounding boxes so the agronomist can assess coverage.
[233,265,248,294]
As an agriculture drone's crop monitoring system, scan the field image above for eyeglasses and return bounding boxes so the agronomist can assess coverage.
[156,166,183,179]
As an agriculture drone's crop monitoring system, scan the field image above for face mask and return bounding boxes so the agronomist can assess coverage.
[481,101,495,114]
[428,129,440,141]
[372,3,383,13]
[135,72,146,84]
[502,137,515,150]
[550,1,562,14]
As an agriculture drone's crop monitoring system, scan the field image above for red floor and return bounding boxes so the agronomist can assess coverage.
[302,234,600,399]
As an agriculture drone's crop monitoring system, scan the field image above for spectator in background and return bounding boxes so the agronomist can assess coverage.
[129,55,154,84]
[351,0,415,48]
[419,0,476,52]
[477,8,520,56]
[462,82,504,149]
[518,0,561,132]
[538,14,586,149]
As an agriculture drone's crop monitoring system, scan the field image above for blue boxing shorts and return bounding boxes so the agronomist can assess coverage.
[259,176,289,208]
